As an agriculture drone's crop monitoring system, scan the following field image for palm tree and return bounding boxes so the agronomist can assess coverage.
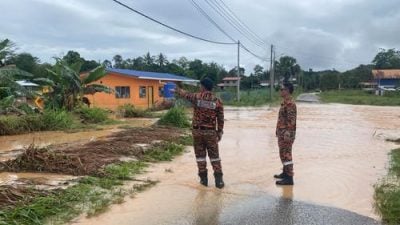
[156,53,168,67]
[44,58,112,110]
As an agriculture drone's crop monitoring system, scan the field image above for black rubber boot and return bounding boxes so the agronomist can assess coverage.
[274,172,285,179]
[275,175,294,185]
[214,172,225,189]
[199,171,208,187]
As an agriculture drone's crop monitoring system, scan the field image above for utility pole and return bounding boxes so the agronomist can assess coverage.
[269,44,275,99]
[269,44,273,99]
[237,40,240,102]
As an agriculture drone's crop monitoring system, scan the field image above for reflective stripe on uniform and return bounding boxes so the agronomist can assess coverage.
[196,157,207,162]
[283,161,293,166]
[210,157,221,162]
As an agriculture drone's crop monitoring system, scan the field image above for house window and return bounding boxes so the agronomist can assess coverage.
[158,86,164,97]
[139,86,146,98]
[115,86,130,98]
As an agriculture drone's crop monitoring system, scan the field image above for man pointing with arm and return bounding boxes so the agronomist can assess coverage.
[173,77,225,188]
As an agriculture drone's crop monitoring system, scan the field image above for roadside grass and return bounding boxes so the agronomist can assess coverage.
[0,108,120,136]
[217,89,302,107]
[143,142,185,162]
[158,106,191,128]
[374,148,400,225]
[320,90,400,106]
[0,136,191,225]
[74,107,110,124]
[117,104,153,118]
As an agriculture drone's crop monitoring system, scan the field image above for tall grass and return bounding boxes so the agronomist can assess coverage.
[374,148,400,225]
[158,106,190,128]
[0,110,74,135]
[75,107,109,124]
[117,104,151,118]
[41,110,74,130]
[320,90,400,106]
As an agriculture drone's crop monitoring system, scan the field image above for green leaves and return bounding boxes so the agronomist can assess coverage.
[83,65,107,84]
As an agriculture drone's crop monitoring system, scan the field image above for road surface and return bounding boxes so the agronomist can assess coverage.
[72,104,400,225]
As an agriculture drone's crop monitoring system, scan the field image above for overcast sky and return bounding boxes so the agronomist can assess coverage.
[1,0,399,73]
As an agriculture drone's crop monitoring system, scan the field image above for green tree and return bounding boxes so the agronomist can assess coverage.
[372,48,400,69]
[275,56,301,82]
[9,53,39,73]
[113,55,124,68]
[156,53,168,68]
[0,38,15,67]
[341,64,373,88]
[102,59,112,68]
[44,58,111,110]
[63,51,83,65]
[319,70,340,91]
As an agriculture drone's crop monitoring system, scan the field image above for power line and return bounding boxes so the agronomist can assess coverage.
[217,0,268,46]
[110,0,236,45]
[240,43,269,62]
[188,0,236,43]
[204,0,268,50]
[188,0,268,62]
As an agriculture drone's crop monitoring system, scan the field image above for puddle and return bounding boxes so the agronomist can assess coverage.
[0,172,78,189]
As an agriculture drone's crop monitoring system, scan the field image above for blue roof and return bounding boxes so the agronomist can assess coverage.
[106,68,198,82]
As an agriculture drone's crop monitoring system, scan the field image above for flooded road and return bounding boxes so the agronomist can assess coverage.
[0,118,156,191]
[0,118,155,161]
[67,104,399,224]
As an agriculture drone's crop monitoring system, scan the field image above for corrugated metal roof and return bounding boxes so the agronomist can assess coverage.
[106,68,198,82]
[372,69,400,79]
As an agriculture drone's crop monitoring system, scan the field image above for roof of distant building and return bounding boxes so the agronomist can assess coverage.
[222,77,240,81]
[106,68,198,82]
[372,69,400,79]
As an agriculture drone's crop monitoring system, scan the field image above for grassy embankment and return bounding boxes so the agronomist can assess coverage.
[0,103,170,136]
[0,107,193,225]
[374,147,400,225]
[0,107,115,136]
[320,90,400,106]
[217,89,299,107]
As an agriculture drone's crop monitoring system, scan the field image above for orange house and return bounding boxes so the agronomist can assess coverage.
[85,68,198,110]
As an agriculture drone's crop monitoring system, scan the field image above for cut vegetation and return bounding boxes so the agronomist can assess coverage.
[0,126,192,225]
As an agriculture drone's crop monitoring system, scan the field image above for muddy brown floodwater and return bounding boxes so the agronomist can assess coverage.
[0,118,156,192]
[68,103,400,225]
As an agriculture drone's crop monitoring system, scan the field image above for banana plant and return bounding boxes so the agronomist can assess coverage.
[44,58,112,110]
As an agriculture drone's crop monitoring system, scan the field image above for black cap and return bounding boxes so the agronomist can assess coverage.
[200,77,214,91]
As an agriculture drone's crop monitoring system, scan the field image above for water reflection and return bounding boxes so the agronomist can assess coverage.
[271,186,294,224]
[192,190,223,225]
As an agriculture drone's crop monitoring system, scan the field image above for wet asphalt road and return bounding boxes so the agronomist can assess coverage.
[212,194,381,225]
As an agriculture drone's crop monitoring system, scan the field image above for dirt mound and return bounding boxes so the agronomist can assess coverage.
[0,126,185,176]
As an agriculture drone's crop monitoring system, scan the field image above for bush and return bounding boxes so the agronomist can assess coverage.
[0,115,29,135]
[158,106,190,128]
[118,104,149,118]
[75,107,109,123]
[41,110,74,131]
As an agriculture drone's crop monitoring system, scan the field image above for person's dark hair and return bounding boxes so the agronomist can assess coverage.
[200,77,214,91]
[283,82,294,94]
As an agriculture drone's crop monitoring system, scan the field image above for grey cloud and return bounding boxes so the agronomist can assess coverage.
[1,0,399,72]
